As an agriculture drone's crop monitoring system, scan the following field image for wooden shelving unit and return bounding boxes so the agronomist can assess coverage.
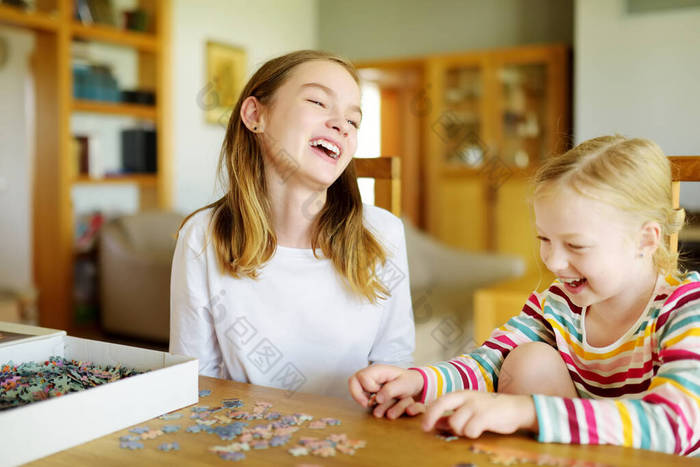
[71,21,158,51]
[0,4,59,31]
[73,174,158,186]
[73,99,157,119]
[2,0,172,331]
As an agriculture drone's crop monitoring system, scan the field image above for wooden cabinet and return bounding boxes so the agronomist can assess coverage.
[0,0,171,331]
[357,45,569,274]
[424,44,570,274]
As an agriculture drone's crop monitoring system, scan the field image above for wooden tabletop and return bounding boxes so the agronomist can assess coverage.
[30,376,696,466]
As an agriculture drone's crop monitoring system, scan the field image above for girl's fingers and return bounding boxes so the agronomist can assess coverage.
[445,404,475,437]
[386,397,414,420]
[421,392,469,432]
[375,370,421,404]
[347,375,370,407]
[372,397,399,418]
[355,371,383,394]
[375,378,407,404]
[463,415,486,439]
[406,402,425,416]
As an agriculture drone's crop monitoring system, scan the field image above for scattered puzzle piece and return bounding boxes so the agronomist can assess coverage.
[218,451,246,461]
[140,429,163,440]
[157,442,180,452]
[198,389,211,397]
[186,424,206,433]
[289,446,309,456]
[437,432,459,442]
[222,398,244,409]
[120,440,144,450]
[116,395,367,463]
[159,412,183,421]
[128,426,149,434]
[469,442,615,467]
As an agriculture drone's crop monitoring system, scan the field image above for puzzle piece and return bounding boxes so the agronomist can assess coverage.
[218,451,246,461]
[120,440,144,450]
[289,446,309,456]
[128,426,149,434]
[159,412,183,421]
[140,429,164,440]
[437,432,459,442]
[222,398,244,408]
[157,442,180,452]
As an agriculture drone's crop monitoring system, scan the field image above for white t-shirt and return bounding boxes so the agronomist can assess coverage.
[169,204,415,398]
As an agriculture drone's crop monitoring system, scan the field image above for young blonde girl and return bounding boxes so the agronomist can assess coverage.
[350,135,699,456]
[170,50,414,398]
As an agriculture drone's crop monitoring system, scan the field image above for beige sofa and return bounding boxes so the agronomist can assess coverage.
[403,220,525,365]
[99,211,183,342]
[99,212,525,359]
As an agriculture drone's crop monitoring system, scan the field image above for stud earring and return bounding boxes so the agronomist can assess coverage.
[253,126,258,131]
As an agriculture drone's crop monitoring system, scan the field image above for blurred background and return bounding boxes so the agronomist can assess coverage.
[0,0,698,362]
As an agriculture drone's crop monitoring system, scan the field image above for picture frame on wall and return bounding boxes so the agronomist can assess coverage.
[204,41,246,125]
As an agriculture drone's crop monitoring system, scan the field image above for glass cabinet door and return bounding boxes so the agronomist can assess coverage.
[497,63,548,168]
[440,66,485,167]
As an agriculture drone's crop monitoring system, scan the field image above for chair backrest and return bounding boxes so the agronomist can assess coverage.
[353,157,402,217]
[669,156,700,254]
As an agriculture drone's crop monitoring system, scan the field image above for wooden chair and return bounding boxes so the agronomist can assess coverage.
[353,157,402,217]
[669,156,700,254]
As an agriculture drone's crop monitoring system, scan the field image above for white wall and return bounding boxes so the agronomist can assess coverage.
[319,0,573,61]
[575,0,700,209]
[172,0,319,215]
[0,26,34,291]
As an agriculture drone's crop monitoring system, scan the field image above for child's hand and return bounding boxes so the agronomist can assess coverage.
[348,364,425,419]
[422,390,538,438]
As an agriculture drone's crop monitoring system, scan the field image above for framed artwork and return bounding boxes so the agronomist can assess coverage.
[204,41,246,125]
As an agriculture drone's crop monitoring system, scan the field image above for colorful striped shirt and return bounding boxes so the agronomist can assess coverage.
[413,271,700,456]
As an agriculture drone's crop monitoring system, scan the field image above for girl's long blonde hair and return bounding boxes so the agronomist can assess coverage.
[180,50,389,303]
[534,135,685,275]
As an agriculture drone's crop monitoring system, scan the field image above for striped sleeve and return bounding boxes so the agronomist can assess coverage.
[412,290,557,404]
[533,281,700,456]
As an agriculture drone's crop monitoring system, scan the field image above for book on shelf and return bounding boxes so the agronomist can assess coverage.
[74,0,93,23]
[86,0,115,26]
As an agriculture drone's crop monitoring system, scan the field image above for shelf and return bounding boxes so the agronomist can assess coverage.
[73,174,157,186]
[71,22,157,52]
[0,4,58,31]
[73,100,157,120]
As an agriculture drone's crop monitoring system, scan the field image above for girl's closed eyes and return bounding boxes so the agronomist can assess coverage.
[306,98,360,129]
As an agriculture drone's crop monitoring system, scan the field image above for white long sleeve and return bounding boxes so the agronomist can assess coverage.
[169,204,415,398]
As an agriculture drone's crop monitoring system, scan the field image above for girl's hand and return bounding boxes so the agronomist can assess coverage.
[422,390,538,438]
[348,364,425,419]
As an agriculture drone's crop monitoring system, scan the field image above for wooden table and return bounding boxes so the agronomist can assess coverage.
[30,376,695,466]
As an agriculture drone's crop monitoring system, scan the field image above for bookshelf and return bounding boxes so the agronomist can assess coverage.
[72,99,157,119]
[0,3,58,31]
[0,0,172,331]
